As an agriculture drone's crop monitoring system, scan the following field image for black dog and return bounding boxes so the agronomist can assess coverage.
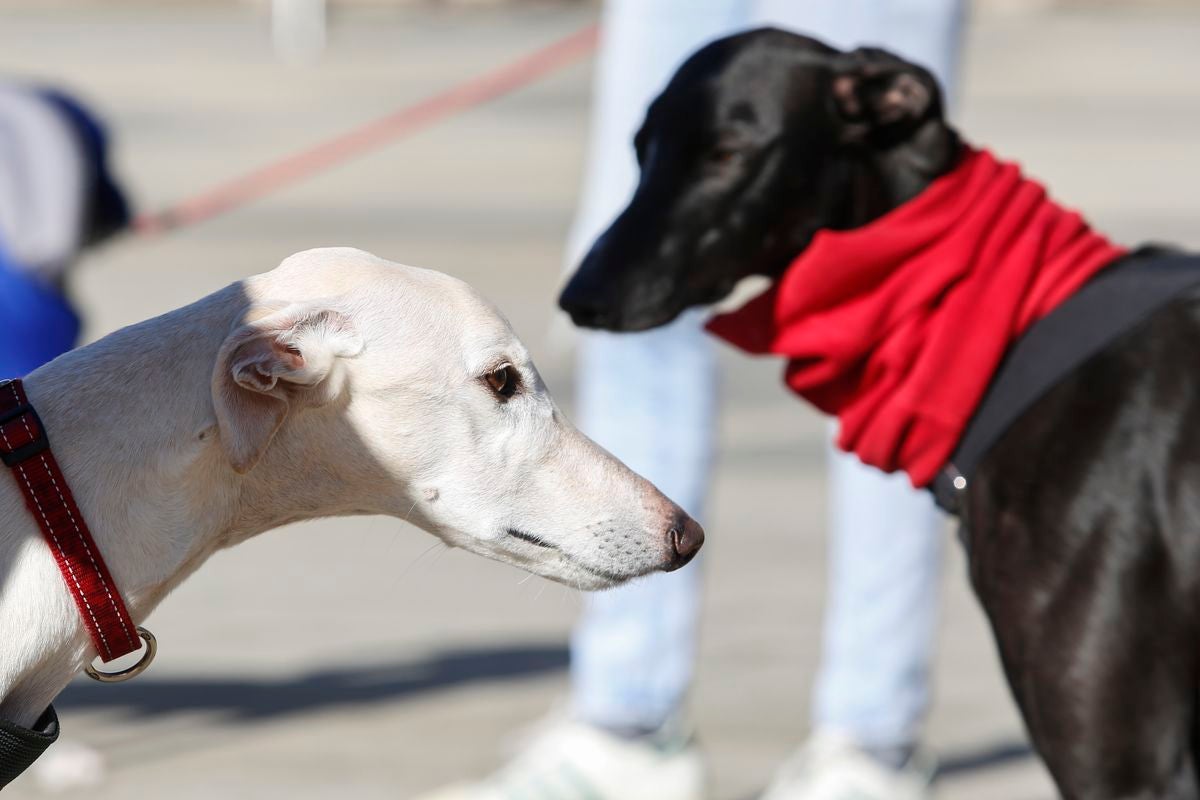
[561,28,1200,800]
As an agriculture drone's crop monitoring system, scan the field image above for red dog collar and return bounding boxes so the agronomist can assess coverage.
[0,378,153,679]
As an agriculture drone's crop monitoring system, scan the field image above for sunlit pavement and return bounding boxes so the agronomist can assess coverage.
[2,4,1198,797]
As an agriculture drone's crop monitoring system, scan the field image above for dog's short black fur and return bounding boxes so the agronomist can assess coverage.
[560,28,1200,799]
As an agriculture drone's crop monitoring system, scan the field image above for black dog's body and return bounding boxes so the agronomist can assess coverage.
[920,280,1200,797]
[970,292,1200,798]
[560,28,1200,799]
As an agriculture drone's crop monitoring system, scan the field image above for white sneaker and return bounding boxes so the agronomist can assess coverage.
[760,733,935,800]
[413,719,705,800]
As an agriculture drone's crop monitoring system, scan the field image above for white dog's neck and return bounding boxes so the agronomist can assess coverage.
[0,282,306,727]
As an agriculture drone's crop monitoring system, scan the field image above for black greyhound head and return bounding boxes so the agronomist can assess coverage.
[559,28,960,332]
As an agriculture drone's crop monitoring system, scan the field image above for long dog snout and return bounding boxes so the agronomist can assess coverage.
[529,424,705,587]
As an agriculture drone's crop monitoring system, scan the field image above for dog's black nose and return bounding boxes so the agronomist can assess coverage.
[561,239,629,329]
[559,278,613,329]
[665,515,705,570]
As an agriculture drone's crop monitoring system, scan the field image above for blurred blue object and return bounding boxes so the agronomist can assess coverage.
[0,244,80,378]
[0,85,129,378]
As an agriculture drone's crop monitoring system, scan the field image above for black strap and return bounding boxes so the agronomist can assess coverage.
[932,248,1200,514]
[0,705,59,789]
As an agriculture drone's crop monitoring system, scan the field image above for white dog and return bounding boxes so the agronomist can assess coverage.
[0,247,703,734]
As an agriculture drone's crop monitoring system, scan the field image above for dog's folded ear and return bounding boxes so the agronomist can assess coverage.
[831,47,944,147]
[212,303,364,474]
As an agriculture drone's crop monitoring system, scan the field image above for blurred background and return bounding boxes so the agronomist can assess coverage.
[2,0,1198,797]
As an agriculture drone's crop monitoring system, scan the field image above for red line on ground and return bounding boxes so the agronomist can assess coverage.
[133,24,599,236]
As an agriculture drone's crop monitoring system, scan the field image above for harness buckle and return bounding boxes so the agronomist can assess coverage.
[0,403,49,468]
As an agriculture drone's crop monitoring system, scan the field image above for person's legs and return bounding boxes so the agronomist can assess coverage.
[566,0,749,736]
[759,459,942,798]
[814,450,942,760]
[570,312,715,733]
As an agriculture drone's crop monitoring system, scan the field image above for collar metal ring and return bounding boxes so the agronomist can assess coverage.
[84,626,157,683]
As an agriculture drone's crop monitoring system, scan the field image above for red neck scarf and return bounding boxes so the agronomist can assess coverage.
[706,146,1127,486]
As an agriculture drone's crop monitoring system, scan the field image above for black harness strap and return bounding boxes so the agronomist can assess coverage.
[932,248,1200,515]
[0,705,59,789]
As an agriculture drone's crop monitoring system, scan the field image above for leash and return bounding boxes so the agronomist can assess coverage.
[133,24,599,236]
[0,379,155,682]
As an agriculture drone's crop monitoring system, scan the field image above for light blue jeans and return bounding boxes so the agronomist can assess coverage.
[567,0,964,752]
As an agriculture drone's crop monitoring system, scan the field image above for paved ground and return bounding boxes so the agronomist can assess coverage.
[2,3,1199,798]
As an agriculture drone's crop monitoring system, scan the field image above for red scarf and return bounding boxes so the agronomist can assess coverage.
[706,147,1127,486]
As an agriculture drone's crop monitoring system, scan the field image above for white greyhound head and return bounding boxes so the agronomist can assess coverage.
[212,247,704,590]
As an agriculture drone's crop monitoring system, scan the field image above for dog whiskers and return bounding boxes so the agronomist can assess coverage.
[396,539,447,583]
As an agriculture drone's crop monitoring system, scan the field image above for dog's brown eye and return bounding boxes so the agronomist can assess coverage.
[485,363,518,399]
